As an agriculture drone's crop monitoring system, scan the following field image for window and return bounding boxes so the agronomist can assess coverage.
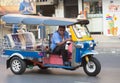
[73,24,90,38]
[83,0,102,14]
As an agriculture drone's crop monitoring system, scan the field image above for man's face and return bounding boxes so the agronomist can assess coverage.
[58,27,65,36]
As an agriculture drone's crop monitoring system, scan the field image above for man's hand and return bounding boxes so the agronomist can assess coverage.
[57,38,72,46]
[65,38,72,42]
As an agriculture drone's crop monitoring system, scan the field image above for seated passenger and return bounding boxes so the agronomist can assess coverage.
[50,26,71,66]
[17,25,27,33]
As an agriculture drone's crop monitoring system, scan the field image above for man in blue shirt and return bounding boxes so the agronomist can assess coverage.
[50,26,71,66]
[19,0,34,15]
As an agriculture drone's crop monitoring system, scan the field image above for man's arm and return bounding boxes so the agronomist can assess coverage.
[57,38,71,46]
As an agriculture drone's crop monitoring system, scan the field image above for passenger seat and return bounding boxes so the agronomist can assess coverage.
[4,32,36,50]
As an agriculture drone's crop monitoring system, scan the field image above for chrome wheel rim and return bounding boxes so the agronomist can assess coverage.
[86,61,96,73]
[11,60,21,72]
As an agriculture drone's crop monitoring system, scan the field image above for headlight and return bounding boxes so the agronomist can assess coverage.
[75,43,84,48]
[89,41,93,47]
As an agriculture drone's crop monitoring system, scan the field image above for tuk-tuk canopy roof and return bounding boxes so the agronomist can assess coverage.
[1,14,27,24]
[1,14,89,26]
[22,16,78,26]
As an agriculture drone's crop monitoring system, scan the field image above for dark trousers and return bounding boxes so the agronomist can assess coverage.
[53,44,68,62]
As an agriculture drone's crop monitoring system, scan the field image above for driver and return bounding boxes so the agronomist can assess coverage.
[50,26,71,66]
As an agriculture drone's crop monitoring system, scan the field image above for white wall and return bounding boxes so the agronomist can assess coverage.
[78,0,82,13]
[103,0,120,36]
[55,0,64,17]
[87,17,103,33]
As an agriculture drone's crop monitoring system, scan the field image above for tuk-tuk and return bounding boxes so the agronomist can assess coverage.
[1,14,101,76]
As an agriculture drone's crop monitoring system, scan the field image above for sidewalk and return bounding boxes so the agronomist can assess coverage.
[92,34,120,48]
[92,35,120,54]
[92,34,120,43]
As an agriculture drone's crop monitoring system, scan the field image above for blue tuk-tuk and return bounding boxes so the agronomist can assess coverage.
[1,14,101,76]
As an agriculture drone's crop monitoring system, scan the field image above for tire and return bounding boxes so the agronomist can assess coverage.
[83,57,101,76]
[10,57,26,75]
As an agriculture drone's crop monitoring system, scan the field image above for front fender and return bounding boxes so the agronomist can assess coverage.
[81,50,98,58]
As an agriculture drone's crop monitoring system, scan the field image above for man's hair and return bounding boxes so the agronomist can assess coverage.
[59,26,65,29]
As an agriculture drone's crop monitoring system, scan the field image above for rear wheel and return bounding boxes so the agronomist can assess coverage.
[10,57,26,75]
[83,57,101,76]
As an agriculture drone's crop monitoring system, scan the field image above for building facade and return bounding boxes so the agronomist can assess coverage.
[36,0,103,34]
[36,0,120,36]
[0,0,120,37]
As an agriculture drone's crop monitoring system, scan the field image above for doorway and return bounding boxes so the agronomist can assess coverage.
[64,0,78,18]
[36,5,55,16]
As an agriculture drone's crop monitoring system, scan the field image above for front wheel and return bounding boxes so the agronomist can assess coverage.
[83,57,101,76]
[10,57,26,75]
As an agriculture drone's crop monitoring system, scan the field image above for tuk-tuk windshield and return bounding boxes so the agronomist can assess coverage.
[73,24,90,38]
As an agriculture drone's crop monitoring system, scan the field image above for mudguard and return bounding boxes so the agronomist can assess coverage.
[82,50,98,58]
[75,48,98,63]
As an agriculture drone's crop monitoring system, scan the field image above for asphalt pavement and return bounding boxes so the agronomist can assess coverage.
[0,35,120,83]
[0,54,120,83]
